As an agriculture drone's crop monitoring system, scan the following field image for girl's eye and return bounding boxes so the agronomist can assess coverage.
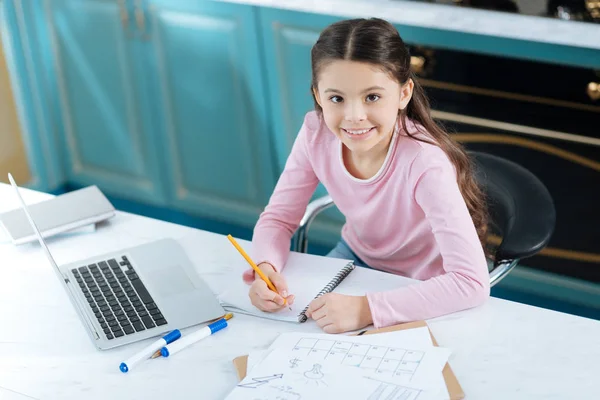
[366,94,380,102]
[329,95,343,103]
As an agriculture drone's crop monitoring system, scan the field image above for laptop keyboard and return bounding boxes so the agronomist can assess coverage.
[71,255,167,340]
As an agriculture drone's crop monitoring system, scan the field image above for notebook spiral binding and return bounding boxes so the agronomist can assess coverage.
[297,261,356,323]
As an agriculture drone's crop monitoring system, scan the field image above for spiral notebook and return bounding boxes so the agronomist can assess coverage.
[218,252,356,323]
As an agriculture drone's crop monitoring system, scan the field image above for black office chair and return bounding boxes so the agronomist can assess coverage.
[293,151,556,287]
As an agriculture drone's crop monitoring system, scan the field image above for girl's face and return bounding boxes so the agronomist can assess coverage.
[314,60,413,157]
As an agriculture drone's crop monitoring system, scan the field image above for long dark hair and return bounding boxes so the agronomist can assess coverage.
[310,18,489,252]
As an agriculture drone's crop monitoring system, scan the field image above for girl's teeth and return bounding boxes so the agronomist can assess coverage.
[345,128,371,135]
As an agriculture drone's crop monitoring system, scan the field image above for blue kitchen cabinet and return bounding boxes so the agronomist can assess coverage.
[144,0,277,227]
[5,0,278,227]
[41,0,168,204]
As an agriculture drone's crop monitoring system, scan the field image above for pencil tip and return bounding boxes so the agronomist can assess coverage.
[224,313,233,321]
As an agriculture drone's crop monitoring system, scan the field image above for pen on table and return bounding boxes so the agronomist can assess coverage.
[150,313,233,358]
[226,234,292,311]
[119,329,181,373]
[154,313,233,359]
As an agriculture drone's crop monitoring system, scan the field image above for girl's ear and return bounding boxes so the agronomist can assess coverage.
[399,79,414,110]
[313,87,322,107]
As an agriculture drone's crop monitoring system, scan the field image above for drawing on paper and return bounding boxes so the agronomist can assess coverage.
[294,363,328,387]
[291,338,425,382]
[267,384,302,400]
[237,374,283,389]
[303,364,324,380]
[364,378,422,400]
[289,357,301,368]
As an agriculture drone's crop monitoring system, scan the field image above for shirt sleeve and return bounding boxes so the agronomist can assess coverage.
[250,114,320,273]
[366,150,490,328]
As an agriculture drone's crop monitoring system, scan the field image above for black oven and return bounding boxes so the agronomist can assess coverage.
[406,44,600,283]
[409,0,600,23]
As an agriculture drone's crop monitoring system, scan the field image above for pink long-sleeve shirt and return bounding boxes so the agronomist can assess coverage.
[251,111,490,328]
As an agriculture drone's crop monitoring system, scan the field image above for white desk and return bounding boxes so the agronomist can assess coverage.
[1,183,599,399]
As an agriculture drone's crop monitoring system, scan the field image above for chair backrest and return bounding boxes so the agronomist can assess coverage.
[469,151,556,262]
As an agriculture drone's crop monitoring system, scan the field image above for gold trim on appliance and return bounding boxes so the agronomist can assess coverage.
[453,134,600,171]
[489,235,600,264]
[410,56,426,75]
[421,78,600,113]
[588,82,600,101]
[432,110,600,147]
[586,0,600,19]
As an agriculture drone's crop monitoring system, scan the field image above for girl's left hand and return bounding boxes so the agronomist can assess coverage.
[305,293,373,333]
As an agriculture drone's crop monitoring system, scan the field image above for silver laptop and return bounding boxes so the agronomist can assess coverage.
[8,173,226,350]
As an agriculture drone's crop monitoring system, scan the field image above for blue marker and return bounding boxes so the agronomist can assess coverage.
[160,314,231,358]
[119,330,181,373]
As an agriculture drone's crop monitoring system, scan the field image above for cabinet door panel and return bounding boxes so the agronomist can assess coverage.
[46,0,165,203]
[148,1,274,226]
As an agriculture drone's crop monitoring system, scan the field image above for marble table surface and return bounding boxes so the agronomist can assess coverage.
[1,182,599,399]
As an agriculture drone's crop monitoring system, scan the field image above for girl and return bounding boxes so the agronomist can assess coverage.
[242,18,490,333]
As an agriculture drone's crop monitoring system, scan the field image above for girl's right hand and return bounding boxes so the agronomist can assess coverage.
[244,263,295,312]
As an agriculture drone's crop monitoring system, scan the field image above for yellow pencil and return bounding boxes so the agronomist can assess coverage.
[226,234,291,310]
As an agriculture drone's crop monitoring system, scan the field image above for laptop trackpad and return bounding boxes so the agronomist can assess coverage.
[151,267,195,297]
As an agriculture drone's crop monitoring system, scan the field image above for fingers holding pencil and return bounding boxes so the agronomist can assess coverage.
[227,234,293,311]
[251,278,295,312]
[265,270,295,306]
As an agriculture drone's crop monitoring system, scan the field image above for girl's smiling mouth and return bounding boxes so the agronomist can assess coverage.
[341,127,376,140]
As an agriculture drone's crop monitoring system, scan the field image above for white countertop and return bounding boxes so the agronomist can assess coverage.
[1,182,600,399]
[222,0,600,51]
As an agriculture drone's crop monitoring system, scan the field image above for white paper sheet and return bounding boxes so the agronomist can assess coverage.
[227,348,447,400]
[240,327,450,399]
[247,327,434,373]
[266,330,450,390]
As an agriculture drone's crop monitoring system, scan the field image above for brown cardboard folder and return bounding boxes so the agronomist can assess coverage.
[232,320,464,399]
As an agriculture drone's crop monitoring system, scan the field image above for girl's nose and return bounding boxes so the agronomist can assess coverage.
[344,102,366,123]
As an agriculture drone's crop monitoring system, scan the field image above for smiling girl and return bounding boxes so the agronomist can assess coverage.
[242,18,490,333]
